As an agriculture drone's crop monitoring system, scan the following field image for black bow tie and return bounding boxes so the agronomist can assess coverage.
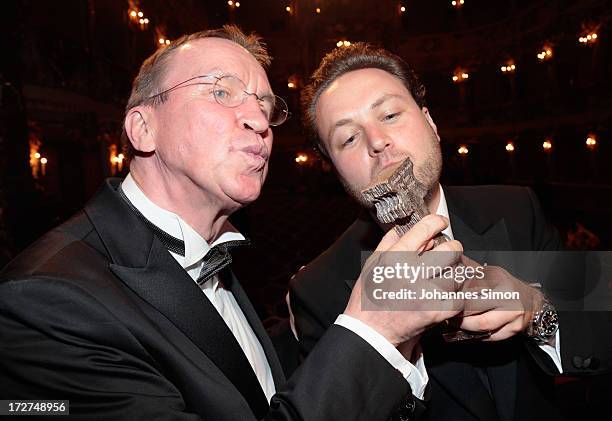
[119,186,250,284]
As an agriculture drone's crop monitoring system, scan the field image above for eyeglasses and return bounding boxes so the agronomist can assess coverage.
[147,74,290,126]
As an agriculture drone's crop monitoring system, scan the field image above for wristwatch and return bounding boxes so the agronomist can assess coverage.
[525,295,559,343]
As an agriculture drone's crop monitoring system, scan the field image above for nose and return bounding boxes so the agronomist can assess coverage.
[366,125,392,157]
[238,94,270,134]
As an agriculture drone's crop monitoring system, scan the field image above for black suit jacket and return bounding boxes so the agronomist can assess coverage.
[0,179,413,420]
[289,185,612,421]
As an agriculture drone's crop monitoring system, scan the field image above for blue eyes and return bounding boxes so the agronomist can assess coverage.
[213,88,231,100]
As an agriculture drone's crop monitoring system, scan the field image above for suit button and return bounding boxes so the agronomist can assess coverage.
[572,355,584,369]
[395,397,416,421]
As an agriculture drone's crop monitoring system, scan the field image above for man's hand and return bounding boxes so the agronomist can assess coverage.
[344,215,464,351]
[457,254,545,341]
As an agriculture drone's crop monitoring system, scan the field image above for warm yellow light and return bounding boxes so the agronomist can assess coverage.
[460,0,464,3]
[139,18,144,24]
[458,145,469,155]
[505,142,515,152]
[235,2,240,6]
[586,135,597,148]
[118,154,125,160]
[316,7,321,13]
[34,152,41,159]
[344,41,351,46]
[543,140,552,150]
[452,69,469,83]
[40,157,47,164]
[165,40,170,45]
[287,82,295,88]
[143,18,149,24]
[137,11,143,17]
[502,63,516,72]
[286,6,292,12]
[451,0,456,5]
[228,0,233,5]
[130,10,137,17]
[336,41,343,47]
[295,154,309,163]
[400,6,406,12]
[538,47,553,61]
[580,33,598,44]
[159,38,165,44]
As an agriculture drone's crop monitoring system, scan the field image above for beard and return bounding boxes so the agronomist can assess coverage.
[338,130,443,210]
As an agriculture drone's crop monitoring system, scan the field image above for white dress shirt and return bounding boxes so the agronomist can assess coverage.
[121,173,276,401]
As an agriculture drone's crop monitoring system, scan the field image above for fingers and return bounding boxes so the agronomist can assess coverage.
[433,238,463,253]
[419,239,463,270]
[458,311,524,338]
[389,215,450,253]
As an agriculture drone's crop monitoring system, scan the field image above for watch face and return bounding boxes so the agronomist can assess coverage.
[538,309,559,337]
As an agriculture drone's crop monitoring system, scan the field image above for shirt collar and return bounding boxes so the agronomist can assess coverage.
[120,173,245,268]
[435,184,455,241]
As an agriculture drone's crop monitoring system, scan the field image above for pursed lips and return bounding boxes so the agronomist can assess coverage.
[240,144,269,168]
[372,158,405,181]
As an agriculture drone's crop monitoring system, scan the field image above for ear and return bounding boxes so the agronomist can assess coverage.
[421,107,440,142]
[124,106,156,153]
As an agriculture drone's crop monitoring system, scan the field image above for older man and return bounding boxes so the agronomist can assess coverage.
[0,27,463,420]
[290,43,611,420]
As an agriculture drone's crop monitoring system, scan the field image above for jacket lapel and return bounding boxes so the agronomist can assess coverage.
[222,270,286,388]
[85,179,270,419]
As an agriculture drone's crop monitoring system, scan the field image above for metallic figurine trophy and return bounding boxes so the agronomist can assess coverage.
[361,157,489,342]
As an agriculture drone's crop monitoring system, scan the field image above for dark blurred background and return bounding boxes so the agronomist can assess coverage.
[0,0,610,322]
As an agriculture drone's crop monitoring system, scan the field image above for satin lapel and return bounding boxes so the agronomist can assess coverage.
[109,238,269,418]
[222,270,286,388]
[86,179,269,419]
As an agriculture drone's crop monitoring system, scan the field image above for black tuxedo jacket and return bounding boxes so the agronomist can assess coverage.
[290,185,611,421]
[0,179,413,420]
